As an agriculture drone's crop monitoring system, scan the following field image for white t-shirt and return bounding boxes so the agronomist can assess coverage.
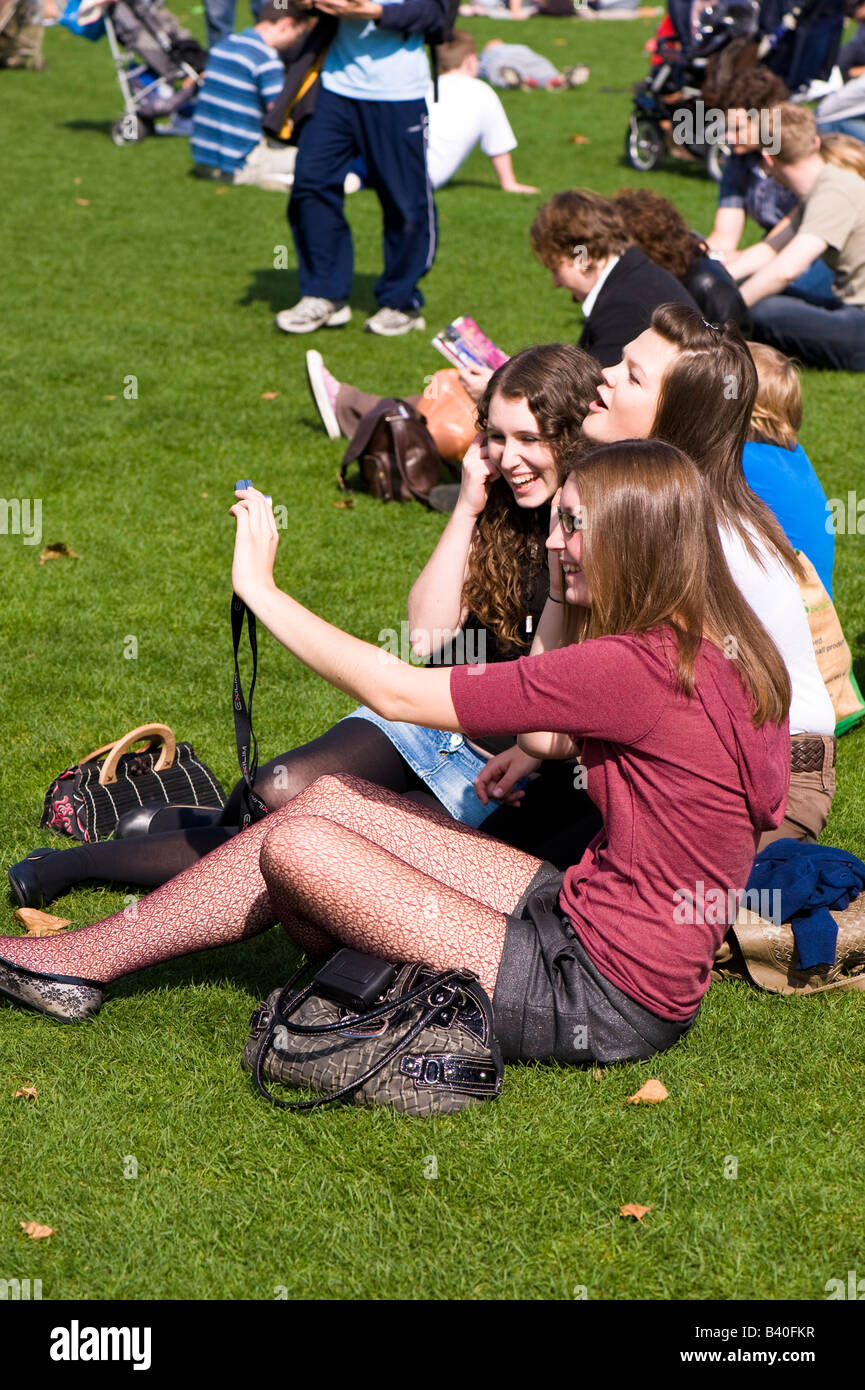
[426,72,517,190]
[720,525,835,737]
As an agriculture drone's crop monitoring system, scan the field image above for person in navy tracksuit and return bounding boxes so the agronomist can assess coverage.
[277,0,447,338]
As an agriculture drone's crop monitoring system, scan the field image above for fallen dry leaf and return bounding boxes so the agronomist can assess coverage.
[201,492,209,498]
[626,1078,669,1105]
[104,394,116,400]
[553,36,566,44]
[619,1203,651,1222]
[39,543,81,565]
[75,197,90,206]
[332,499,354,509]
[571,134,591,146]
[73,176,82,185]
[592,1068,606,1081]
[14,1087,38,1101]
[260,391,279,400]
[215,186,229,195]
[13,907,72,936]
[20,1221,54,1239]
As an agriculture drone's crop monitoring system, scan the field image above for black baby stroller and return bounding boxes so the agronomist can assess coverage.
[63,0,207,145]
[624,0,843,178]
[625,0,761,179]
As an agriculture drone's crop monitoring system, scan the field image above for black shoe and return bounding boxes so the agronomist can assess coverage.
[7,848,59,909]
[0,954,103,1023]
[427,484,460,515]
[114,803,225,838]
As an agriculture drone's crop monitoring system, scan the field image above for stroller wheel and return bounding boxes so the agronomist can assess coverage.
[111,113,153,145]
[624,115,664,173]
[704,141,729,185]
[497,66,522,90]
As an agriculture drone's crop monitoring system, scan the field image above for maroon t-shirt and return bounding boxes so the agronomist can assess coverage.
[450,629,789,1021]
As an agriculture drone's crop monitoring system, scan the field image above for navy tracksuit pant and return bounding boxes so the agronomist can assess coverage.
[289,85,437,312]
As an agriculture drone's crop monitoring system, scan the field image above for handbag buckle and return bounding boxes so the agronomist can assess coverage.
[249,1006,271,1034]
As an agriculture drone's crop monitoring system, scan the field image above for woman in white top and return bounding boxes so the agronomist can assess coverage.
[480,303,835,845]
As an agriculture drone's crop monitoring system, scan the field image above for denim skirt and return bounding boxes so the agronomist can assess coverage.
[341,706,493,828]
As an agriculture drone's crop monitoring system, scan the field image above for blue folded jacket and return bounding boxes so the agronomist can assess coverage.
[747,839,865,969]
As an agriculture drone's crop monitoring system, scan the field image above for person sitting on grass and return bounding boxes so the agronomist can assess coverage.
[427,31,538,194]
[0,447,791,1076]
[478,305,836,851]
[743,342,834,596]
[190,0,313,190]
[7,348,604,909]
[610,186,749,329]
[732,103,865,372]
[526,189,699,370]
[705,64,795,262]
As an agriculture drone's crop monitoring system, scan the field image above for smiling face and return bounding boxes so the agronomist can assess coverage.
[581,328,681,444]
[484,392,560,508]
[546,476,590,607]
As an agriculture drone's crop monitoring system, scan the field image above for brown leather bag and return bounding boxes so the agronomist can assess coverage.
[340,398,449,505]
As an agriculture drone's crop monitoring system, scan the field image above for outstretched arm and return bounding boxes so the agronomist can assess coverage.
[232,487,460,730]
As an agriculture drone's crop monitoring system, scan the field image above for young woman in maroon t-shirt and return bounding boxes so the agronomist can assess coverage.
[0,442,790,1063]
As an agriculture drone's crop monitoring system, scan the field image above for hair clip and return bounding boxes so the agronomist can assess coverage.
[702,319,721,333]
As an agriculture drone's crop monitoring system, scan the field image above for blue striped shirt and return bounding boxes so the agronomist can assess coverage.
[191,30,284,172]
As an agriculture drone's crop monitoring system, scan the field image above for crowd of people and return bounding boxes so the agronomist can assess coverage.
[3,3,865,1080]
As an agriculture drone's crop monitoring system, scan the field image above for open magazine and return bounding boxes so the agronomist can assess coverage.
[431,316,509,372]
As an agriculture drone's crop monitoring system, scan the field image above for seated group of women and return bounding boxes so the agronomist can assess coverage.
[0,304,839,1070]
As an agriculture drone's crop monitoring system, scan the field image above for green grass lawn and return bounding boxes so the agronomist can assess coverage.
[1,13,865,1302]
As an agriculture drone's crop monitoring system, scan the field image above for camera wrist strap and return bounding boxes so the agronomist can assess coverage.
[231,593,269,827]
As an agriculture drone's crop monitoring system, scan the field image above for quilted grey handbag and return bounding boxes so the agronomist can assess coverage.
[242,956,504,1115]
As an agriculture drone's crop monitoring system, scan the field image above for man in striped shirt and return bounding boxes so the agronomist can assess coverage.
[191,0,312,189]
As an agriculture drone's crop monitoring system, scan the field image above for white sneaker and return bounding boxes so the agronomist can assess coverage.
[305,349,342,440]
[364,306,426,337]
[275,297,352,335]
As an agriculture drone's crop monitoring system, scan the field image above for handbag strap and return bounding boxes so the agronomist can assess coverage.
[251,979,462,1112]
[231,594,269,828]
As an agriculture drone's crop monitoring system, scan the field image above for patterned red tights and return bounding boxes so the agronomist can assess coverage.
[0,777,543,997]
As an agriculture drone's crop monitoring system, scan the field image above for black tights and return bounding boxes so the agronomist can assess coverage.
[26,720,435,905]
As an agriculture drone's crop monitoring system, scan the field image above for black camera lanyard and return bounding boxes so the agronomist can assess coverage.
[231,593,270,828]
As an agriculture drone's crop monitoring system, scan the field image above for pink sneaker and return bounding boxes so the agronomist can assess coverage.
[305,349,342,440]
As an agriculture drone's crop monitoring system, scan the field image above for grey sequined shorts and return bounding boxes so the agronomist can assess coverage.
[492,863,697,1065]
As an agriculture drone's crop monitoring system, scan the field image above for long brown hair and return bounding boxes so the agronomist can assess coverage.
[466,344,602,651]
[649,303,802,578]
[562,440,791,726]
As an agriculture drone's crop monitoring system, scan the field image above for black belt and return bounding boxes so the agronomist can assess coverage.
[790,736,835,773]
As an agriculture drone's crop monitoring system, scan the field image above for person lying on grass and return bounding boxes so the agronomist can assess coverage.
[0,444,790,1067]
[8,347,602,908]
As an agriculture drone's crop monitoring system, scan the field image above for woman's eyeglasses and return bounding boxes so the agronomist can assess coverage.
[557,505,585,535]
